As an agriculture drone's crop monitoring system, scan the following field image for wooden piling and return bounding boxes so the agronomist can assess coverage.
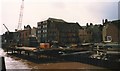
[0,57,6,71]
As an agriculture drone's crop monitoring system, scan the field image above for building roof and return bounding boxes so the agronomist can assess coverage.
[48,17,66,22]
[81,26,87,29]
[111,20,120,29]
[46,17,82,32]
[54,22,82,32]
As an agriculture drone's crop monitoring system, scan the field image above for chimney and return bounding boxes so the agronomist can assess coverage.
[102,19,104,24]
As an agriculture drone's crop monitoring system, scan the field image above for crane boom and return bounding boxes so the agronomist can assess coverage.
[17,0,24,31]
[3,24,10,32]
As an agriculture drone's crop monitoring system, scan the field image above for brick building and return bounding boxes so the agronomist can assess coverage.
[18,25,31,46]
[37,18,81,47]
[79,23,103,43]
[102,19,120,43]
[2,32,15,48]
[79,27,92,43]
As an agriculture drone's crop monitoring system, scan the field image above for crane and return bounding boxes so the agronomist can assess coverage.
[3,24,10,33]
[17,0,24,31]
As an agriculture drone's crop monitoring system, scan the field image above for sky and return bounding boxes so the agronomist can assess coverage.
[0,0,119,35]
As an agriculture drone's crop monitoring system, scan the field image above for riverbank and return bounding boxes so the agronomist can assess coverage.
[1,47,118,71]
[0,48,30,69]
[7,53,111,70]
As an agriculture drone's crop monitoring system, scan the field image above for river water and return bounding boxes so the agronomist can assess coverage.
[0,48,30,69]
[0,47,110,70]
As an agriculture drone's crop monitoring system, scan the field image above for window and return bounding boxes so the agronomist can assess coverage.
[45,25,47,28]
[38,26,41,29]
[38,30,41,33]
[43,25,45,28]
[45,34,47,37]
[43,30,47,33]
[43,34,47,37]
[45,30,47,32]
[43,24,47,28]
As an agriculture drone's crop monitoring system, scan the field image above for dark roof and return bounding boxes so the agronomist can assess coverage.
[110,20,120,30]
[81,26,87,29]
[54,22,82,32]
[48,18,66,22]
[46,17,82,32]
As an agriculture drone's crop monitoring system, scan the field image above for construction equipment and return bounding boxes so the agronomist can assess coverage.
[17,0,24,31]
[3,24,10,33]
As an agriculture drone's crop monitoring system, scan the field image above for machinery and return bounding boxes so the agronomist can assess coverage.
[17,0,24,31]
[3,24,10,34]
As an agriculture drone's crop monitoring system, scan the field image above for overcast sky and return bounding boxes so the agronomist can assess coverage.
[0,0,119,35]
